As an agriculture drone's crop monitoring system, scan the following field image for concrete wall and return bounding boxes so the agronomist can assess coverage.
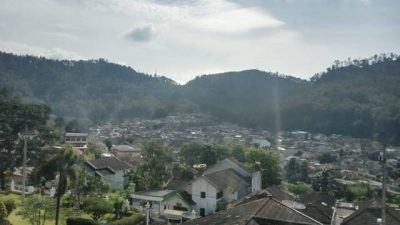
[251,171,262,192]
[190,177,218,216]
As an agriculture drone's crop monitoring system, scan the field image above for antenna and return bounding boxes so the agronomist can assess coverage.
[381,143,387,225]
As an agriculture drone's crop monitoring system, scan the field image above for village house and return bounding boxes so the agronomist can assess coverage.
[64,132,88,150]
[111,144,141,159]
[84,157,131,190]
[183,158,262,216]
[131,190,196,218]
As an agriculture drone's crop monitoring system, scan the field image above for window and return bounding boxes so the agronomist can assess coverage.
[216,191,223,199]
[200,192,206,198]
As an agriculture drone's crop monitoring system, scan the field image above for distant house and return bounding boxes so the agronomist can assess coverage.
[65,133,88,150]
[84,157,131,190]
[183,195,323,225]
[11,166,34,186]
[184,158,262,216]
[112,144,141,159]
[250,138,271,149]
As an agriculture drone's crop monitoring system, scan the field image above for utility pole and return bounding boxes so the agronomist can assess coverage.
[22,131,27,202]
[381,142,387,225]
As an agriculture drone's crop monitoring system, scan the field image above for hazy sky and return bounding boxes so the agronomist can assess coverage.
[0,0,399,83]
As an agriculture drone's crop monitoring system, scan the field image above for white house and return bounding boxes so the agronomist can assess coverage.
[111,144,141,159]
[185,158,262,216]
[84,157,132,190]
[131,190,196,218]
[64,133,88,150]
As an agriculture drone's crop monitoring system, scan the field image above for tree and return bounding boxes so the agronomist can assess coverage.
[35,145,79,225]
[285,182,312,197]
[245,147,282,187]
[318,152,337,164]
[285,158,309,183]
[180,141,230,166]
[0,91,51,189]
[0,202,7,224]
[133,140,171,190]
[18,195,55,225]
[83,197,113,221]
[103,138,112,151]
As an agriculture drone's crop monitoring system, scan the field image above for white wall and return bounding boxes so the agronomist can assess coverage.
[190,177,218,216]
[251,171,262,192]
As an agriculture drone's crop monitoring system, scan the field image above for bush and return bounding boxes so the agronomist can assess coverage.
[3,199,16,215]
[107,214,144,225]
[83,197,113,221]
[0,202,8,220]
[66,217,99,225]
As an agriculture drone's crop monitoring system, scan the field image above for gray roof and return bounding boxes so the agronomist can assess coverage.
[341,199,400,225]
[85,157,131,172]
[112,145,140,152]
[183,196,322,225]
[65,132,88,137]
[204,168,250,192]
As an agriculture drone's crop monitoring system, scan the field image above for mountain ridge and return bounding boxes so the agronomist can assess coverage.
[1,51,399,143]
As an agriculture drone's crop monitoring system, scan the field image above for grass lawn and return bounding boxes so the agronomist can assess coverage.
[0,193,93,225]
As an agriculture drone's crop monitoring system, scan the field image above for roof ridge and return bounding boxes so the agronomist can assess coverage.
[271,198,323,225]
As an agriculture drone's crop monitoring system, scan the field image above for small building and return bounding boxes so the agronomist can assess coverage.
[250,138,272,149]
[185,158,262,216]
[65,133,88,150]
[84,157,131,190]
[111,144,141,159]
[131,190,196,218]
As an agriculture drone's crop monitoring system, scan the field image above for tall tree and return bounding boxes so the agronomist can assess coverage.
[245,147,282,187]
[133,140,171,190]
[35,144,79,225]
[0,90,50,189]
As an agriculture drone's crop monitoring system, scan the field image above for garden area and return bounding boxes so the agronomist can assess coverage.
[0,192,143,225]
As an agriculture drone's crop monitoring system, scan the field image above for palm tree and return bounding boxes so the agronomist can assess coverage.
[54,145,79,225]
[35,144,79,225]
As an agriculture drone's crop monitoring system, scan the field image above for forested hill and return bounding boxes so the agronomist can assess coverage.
[183,70,309,127]
[1,51,399,142]
[183,54,400,142]
[0,52,191,121]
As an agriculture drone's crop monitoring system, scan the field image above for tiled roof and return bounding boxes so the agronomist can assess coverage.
[341,199,400,225]
[265,185,295,201]
[183,196,323,225]
[204,168,250,192]
[299,192,335,221]
[85,157,132,172]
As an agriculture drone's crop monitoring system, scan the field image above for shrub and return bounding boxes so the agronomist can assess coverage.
[83,197,113,221]
[3,199,16,215]
[66,217,99,225]
[107,214,144,225]
[0,202,8,220]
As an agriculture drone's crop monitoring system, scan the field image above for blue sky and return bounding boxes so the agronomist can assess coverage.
[0,0,399,83]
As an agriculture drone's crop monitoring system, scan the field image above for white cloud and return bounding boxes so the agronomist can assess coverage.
[0,41,86,60]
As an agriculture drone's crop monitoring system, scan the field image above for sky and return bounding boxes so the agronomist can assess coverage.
[0,0,399,84]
